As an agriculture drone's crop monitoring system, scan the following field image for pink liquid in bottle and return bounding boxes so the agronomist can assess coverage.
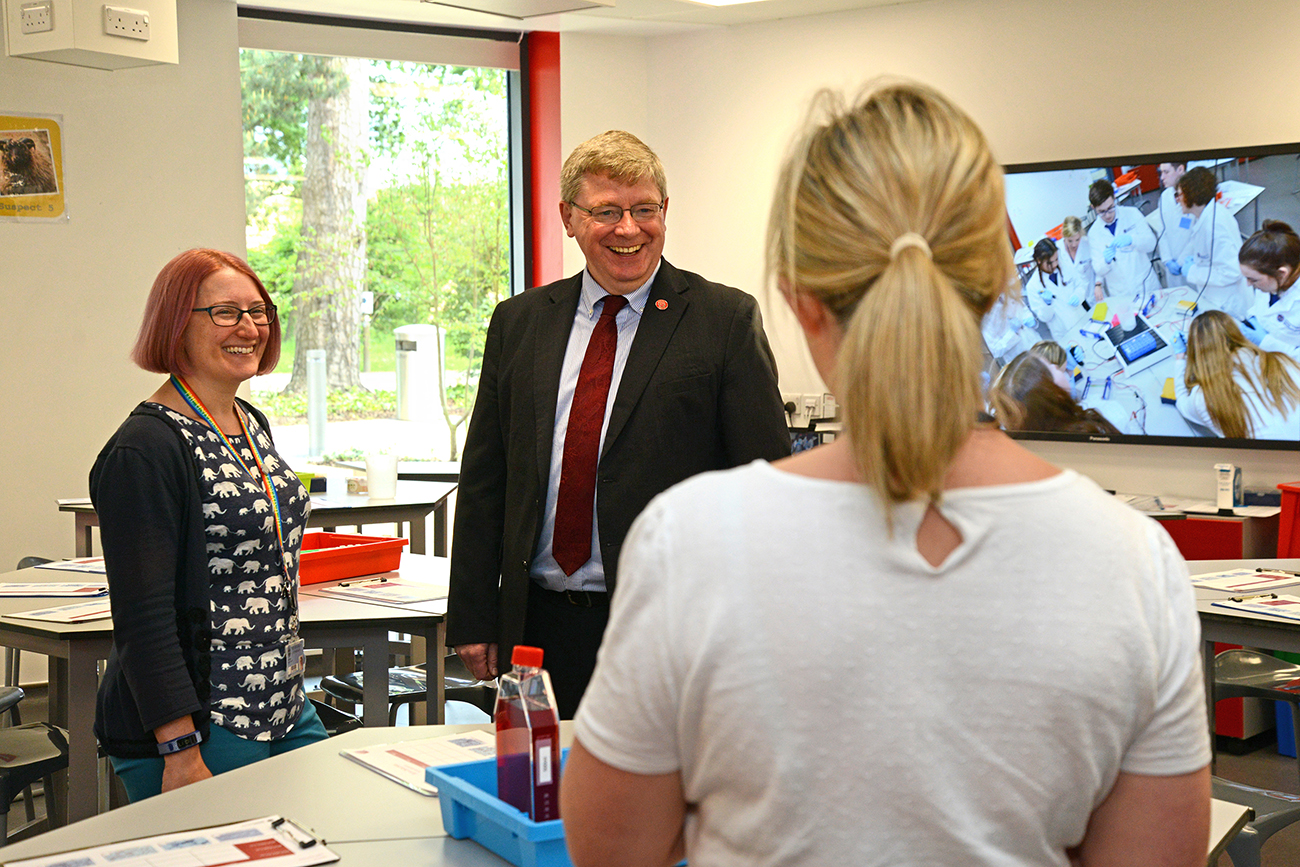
[495,645,561,820]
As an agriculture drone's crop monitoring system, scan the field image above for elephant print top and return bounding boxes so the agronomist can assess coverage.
[147,403,310,741]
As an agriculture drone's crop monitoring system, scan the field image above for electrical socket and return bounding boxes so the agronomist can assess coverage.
[781,392,826,428]
[103,4,149,40]
[821,392,837,421]
[20,1,53,34]
[780,393,796,426]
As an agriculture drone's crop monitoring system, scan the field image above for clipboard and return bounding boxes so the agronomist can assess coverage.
[0,814,338,867]
[1191,568,1300,593]
[315,577,447,606]
[339,730,495,795]
[0,582,108,597]
[2,600,112,623]
[31,557,107,575]
[1211,594,1300,622]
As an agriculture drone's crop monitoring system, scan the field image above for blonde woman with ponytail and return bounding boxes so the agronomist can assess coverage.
[562,82,1209,867]
[1174,309,1300,439]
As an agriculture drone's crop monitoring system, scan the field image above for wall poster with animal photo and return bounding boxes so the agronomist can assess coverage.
[0,113,64,220]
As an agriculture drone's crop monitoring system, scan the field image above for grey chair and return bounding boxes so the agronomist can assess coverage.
[0,686,68,845]
[1212,776,1300,867]
[320,654,495,724]
[1214,648,1300,777]
[1211,649,1300,865]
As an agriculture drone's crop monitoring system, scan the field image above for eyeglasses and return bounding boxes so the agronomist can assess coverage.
[192,304,277,326]
[569,201,664,225]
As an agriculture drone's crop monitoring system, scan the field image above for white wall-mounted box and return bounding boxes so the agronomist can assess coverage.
[3,0,176,69]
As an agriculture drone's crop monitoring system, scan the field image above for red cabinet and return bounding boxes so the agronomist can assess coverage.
[1158,514,1280,740]
[1157,514,1278,561]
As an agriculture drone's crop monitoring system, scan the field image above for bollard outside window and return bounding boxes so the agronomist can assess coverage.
[307,349,326,459]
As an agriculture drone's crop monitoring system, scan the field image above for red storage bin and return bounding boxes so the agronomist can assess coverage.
[1278,482,1300,557]
[298,532,408,585]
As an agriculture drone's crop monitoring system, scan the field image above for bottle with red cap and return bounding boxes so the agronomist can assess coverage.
[495,644,561,821]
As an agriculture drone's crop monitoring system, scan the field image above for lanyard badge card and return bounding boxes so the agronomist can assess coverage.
[286,637,306,678]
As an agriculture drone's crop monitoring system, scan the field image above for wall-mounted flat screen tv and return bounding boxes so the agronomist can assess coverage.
[985,142,1300,450]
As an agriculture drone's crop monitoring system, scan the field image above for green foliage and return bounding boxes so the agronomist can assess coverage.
[319,446,367,463]
[241,50,347,168]
[270,331,400,376]
[446,382,470,405]
[364,186,424,328]
[253,386,397,425]
[248,227,301,331]
[364,65,509,385]
[369,68,407,156]
[243,55,509,458]
[316,446,427,463]
[360,328,397,372]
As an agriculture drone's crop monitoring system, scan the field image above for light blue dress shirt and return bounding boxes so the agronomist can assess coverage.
[531,263,659,592]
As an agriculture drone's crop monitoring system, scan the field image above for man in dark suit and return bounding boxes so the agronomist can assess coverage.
[447,130,790,717]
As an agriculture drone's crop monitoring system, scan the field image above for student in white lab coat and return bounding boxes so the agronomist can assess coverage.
[981,290,1038,364]
[1173,309,1300,440]
[1240,220,1300,356]
[1087,180,1158,314]
[1059,216,1094,298]
[1028,341,1141,434]
[1167,167,1251,320]
[1154,162,1193,287]
[988,349,1124,435]
[1024,238,1083,342]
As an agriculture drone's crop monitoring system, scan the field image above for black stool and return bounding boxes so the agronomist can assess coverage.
[0,687,68,845]
[321,655,495,724]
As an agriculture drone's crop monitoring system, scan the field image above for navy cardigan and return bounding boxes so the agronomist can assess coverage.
[90,399,272,758]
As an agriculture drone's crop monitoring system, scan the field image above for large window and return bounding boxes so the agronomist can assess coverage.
[239,13,519,465]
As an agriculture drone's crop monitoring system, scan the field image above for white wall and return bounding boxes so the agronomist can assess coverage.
[0,0,245,571]
[557,31,650,277]
[563,0,1300,499]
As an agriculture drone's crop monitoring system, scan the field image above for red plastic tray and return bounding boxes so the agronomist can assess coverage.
[298,532,408,585]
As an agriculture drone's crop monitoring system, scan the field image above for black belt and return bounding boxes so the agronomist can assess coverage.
[533,584,609,607]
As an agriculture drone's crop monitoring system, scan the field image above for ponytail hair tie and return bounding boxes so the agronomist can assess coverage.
[889,232,932,261]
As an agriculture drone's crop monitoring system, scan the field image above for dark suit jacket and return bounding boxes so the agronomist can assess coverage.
[447,259,791,660]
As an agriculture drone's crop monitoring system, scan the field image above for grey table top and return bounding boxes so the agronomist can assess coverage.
[0,723,579,863]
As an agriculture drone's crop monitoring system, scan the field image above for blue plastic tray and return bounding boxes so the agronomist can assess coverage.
[427,750,572,867]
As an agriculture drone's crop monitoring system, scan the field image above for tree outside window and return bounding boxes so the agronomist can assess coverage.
[242,51,510,462]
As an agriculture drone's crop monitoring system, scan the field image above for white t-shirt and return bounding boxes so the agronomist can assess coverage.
[576,463,1209,867]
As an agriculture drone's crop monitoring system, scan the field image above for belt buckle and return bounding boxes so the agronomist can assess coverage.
[564,589,593,607]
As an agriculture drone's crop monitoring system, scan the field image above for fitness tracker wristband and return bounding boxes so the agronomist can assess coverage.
[157,731,203,755]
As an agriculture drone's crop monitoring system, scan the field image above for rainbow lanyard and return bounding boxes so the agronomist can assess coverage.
[170,374,290,574]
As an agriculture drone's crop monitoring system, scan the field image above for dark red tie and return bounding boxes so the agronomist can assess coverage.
[553,295,628,576]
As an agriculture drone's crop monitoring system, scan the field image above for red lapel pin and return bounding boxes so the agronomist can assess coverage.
[655,299,668,310]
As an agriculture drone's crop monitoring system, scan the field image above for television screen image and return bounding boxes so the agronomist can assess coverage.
[789,430,823,454]
[984,143,1300,449]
